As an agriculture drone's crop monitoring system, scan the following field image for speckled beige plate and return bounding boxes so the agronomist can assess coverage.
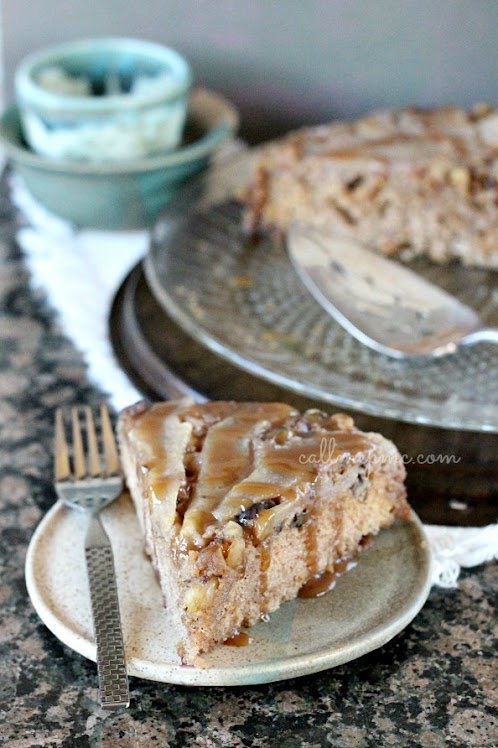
[25,493,431,686]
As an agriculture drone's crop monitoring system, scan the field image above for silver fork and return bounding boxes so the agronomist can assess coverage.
[54,404,130,710]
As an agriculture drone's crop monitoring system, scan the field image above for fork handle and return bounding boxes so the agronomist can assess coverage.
[85,515,130,709]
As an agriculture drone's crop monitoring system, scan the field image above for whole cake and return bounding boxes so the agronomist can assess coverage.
[117,399,410,665]
[243,104,498,268]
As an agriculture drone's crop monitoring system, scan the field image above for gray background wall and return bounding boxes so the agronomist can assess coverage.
[2,0,497,143]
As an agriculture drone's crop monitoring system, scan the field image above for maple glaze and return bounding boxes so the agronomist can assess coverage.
[132,402,377,543]
[298,570,337,598]
[223,631,253,647]
[298,558,357,598]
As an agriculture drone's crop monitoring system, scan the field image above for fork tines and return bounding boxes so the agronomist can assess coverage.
[54,405,120,482]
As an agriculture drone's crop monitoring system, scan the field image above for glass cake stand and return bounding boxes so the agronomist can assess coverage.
[144,150,498,433]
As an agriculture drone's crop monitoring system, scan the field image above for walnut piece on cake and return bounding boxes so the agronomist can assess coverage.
[243,104,498,268]
[117,399,410,665]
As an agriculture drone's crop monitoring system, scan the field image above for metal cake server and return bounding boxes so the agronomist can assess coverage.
[287,223,498,359]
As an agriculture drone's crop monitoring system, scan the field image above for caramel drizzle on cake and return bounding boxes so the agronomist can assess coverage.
[130,402,376,550]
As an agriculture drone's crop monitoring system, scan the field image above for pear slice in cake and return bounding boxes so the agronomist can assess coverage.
[117,398,410,665]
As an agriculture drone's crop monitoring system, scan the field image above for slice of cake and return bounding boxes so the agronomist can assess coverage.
[117,398,410,665]
[243,103,498,268]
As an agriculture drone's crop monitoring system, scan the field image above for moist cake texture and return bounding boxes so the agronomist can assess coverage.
[117,398,410,664]
[243,104,498,268]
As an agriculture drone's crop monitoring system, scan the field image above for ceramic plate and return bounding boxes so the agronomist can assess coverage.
[25,494,431,686]
[144,151,498,432]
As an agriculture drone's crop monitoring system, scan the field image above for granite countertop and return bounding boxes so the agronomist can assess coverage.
[0,177,497,748]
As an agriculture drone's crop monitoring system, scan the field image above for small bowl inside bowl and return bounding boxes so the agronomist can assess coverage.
[0,88,239,229]
[15,37,192,161]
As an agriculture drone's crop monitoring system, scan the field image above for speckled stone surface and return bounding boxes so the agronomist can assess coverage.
[0,175,497,748]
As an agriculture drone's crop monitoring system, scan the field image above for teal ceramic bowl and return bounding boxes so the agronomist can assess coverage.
[0,88,239,229]
[15,37,192,161]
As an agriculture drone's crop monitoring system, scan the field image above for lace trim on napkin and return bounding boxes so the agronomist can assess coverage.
[425,523,498,587]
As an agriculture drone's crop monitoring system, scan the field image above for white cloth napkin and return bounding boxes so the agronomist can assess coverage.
[9,171,498,589]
